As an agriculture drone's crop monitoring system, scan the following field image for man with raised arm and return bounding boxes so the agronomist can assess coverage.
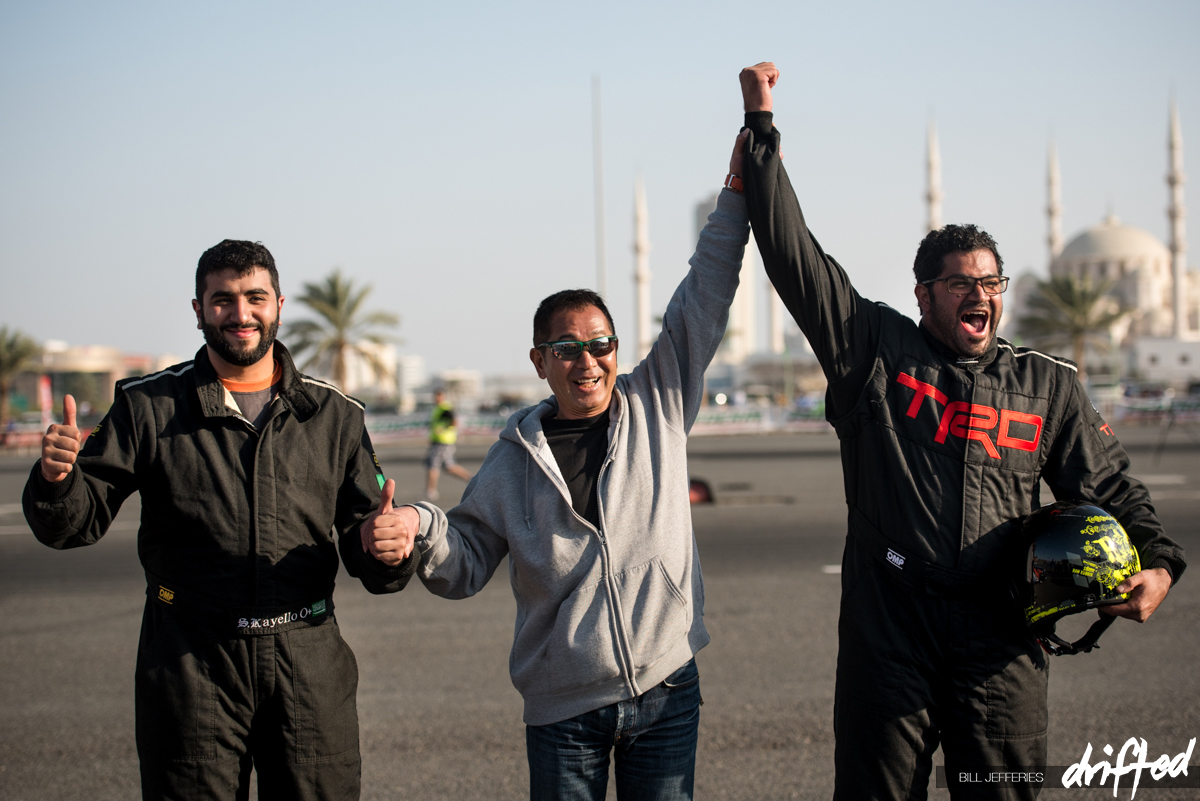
[366,135,752,800]
[24,239,418,800]
[736,63,1186,799]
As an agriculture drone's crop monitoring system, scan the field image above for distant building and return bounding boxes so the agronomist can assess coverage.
[1050,216,1193,341]
[483,373,549,411]
[395,354,426,413]
[11,341,183,417]
[340,341,398,405]
[434,369,483,410]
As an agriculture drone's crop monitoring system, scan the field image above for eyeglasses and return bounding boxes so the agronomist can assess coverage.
[537,336,619,360]
[919,274,1010,296]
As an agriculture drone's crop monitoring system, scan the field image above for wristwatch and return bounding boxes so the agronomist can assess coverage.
[724,173,744,193]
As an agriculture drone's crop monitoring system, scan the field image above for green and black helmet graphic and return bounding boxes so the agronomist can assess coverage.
[1014,501,1141,656]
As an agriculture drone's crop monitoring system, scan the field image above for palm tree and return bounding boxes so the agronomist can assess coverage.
[0,326,41,428]
[1017,275,1129,384]
[285,269,400,390]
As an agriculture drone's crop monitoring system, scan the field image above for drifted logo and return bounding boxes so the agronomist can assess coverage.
[1064,737,1195,797]
[896,372,1043,459]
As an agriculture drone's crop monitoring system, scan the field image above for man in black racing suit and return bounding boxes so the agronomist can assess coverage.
[23,240,418,800]
[736,63,1186,800]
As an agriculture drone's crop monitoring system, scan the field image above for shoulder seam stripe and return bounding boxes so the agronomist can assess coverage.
[119,364,194,389]
[300,377,365,410]
[997,343,1078,372]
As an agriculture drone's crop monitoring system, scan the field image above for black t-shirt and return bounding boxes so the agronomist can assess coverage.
[541,409,610,528]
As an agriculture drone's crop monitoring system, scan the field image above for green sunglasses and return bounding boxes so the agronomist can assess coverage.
[537,335,619,360]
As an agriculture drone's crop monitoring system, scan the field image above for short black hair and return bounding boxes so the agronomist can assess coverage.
[196,240,281,301]
[532,289,616,346]
[913,224,1004,284]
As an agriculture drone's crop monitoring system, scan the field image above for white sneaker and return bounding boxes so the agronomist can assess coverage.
[424,489,440,502]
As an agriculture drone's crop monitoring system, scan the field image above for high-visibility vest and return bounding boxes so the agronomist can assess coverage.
[429,402,457,445]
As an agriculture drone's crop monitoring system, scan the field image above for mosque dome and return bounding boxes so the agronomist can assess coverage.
[1055,214,1170,269]
[1051,213,1175,340]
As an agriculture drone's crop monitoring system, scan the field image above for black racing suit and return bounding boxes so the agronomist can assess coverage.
[23,343,417,800]
[741,111,1187,800]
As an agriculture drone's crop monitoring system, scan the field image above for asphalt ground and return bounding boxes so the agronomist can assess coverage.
[1,424,1197,800]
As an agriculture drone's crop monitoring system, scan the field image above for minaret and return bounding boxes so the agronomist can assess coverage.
[1168,100,1189,339]
[767,281,785,355]
[592,75,606,296]
[1047,142,1063,264]
[926,121,943,232]
[633,178,653,360]
[732,231,758,360]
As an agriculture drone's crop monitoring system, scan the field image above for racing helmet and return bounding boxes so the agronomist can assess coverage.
[1015,501,1141,656]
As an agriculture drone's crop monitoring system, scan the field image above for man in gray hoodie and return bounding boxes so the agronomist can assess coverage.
[365,134,752,800]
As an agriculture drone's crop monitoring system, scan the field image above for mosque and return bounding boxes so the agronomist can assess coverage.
[929,103,1200,390]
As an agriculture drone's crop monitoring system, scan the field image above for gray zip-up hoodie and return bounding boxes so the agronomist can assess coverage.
[409,189,749,726]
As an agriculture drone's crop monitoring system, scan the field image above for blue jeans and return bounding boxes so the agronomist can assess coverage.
[526,659,702,801]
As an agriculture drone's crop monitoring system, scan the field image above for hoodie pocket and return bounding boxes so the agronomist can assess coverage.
[613,558,688,671]
[545,578,622,695]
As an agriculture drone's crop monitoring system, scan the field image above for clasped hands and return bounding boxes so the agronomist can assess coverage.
[360,478,420,567]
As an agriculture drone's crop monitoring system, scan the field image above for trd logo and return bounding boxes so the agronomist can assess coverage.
[896,372,1043,460]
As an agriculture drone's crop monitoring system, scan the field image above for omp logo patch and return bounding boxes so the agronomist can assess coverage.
[886,548,906,569]
[157,586,175,605]
[896,372,1044,460]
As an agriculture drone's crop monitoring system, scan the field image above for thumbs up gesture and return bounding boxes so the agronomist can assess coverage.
[359,478,419,566]
[40,394,85,483]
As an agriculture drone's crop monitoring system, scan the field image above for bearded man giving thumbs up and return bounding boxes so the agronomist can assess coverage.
[23,239,418,801]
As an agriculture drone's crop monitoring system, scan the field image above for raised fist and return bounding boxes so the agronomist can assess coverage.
[739,62,779,113]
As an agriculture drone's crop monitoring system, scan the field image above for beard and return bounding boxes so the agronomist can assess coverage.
[202,317,280,367]
[926,292,1000,358]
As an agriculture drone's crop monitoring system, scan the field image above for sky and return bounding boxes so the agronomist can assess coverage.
[2,1,1198,379]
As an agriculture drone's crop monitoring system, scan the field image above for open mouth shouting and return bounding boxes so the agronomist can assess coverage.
[960,308,990,338]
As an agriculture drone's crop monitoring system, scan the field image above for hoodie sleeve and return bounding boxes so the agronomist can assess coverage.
[627,187,750,434]
[407,443,511,599]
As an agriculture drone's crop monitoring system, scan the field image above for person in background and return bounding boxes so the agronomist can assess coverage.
[424,388,472,501]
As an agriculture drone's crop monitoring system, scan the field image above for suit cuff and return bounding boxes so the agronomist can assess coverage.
[1147,557,1176,586]
[31,461,80,502]
[744,111,774,139]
